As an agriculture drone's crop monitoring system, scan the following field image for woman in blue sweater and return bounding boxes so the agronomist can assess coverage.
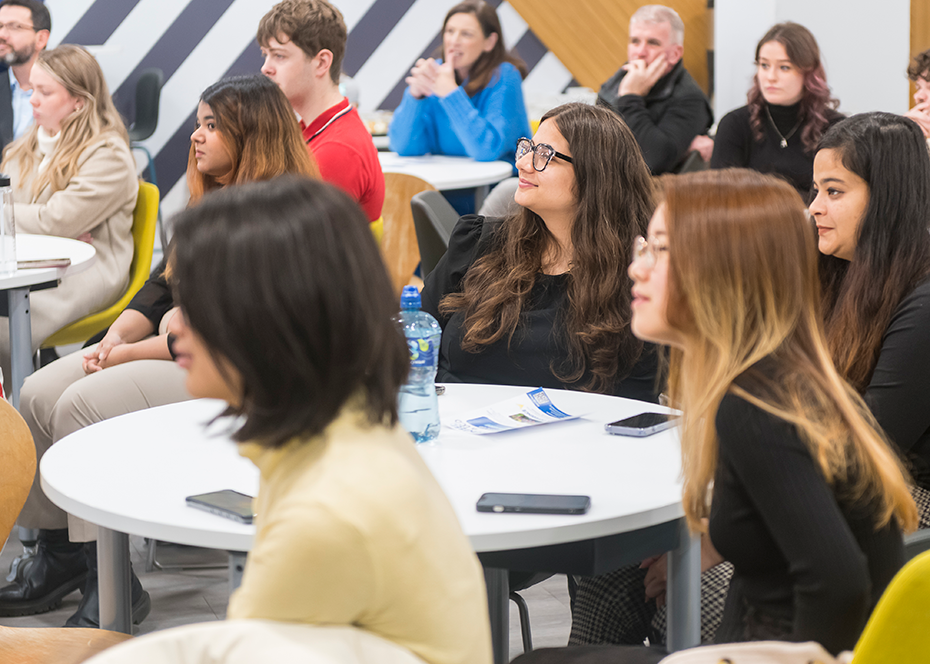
[389,0,530,170]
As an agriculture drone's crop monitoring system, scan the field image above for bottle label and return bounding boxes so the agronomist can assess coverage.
[407,337,436,368]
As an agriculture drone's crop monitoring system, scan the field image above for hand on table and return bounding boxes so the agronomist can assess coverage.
[689,135,715,162]
[406,58,439,99]
[619,54,667,97]
[904,103,930,138]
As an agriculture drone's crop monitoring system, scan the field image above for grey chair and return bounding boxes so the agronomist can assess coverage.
[905,528,930,560]
[410,190,459,281]
[128,69,167,249]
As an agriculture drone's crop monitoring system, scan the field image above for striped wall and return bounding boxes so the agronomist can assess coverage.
[44,0,574,219]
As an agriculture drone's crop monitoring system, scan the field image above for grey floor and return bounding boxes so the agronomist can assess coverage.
[0,531,572,660]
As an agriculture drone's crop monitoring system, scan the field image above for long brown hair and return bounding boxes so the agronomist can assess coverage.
[662,169,916,534]
[818,113,930,391]
[436,0,527,95]
[187,75,318,203]
[748,22,838,154]
[440,103,654,393]
[2,45,128,199]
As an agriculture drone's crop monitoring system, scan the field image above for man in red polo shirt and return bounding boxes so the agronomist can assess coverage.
[258,0,384,224]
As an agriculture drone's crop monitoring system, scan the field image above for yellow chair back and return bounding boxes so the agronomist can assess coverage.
[852,549,930,663]
[42,181,159,348]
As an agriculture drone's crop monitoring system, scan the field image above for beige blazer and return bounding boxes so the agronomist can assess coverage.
[3,131,137,348]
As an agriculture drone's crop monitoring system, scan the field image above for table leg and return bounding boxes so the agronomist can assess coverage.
[97,527,132,634]
[7,287,32,409]
[666,517,701,651]
[484,567,509,664]
[228,551,246,594]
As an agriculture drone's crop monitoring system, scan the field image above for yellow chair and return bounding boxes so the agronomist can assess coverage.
[41,181,159,349]
[852,550,930,663]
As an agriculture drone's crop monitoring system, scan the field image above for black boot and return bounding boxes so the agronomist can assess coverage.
[0,528,87,616]
[64,542,151,628]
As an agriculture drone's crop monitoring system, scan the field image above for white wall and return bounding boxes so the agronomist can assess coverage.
[715,0,910,122]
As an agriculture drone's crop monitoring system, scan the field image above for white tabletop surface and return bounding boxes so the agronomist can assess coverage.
[41,384,683,554]
[0,233,97,290]
[378,152,513,191]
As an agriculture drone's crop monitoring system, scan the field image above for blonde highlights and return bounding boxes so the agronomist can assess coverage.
[2,45,128,200]
[664,169,917,534]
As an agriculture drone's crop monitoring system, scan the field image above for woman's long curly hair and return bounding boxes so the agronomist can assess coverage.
[440,103,654,393]
[747,22,838,154]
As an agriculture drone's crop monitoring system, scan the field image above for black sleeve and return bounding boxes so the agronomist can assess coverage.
[614,93,712,174]
[864,279,930,453]
[421,215,497,328]
[710,108,752,170]
[124,257,174,329]
[716,394,872,653]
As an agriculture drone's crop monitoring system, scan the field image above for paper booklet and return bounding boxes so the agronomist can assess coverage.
[448,387,579,435]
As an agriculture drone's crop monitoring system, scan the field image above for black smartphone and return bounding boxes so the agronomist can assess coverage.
[605,412,680,437]
[476,492,591,515]
[186,490,255,524]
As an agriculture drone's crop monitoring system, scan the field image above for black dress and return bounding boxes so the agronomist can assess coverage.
[710,366,904,654]
[711,102,844,200]
[420,215,659,402]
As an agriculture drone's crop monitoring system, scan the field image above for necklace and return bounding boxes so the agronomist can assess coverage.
[765,106,802,148]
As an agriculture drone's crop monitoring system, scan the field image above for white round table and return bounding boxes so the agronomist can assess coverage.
[378,152,512,210]
[41,385,699,660]
[2,234,96,407]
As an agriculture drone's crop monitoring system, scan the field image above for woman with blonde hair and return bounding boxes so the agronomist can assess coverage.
[545,169,916,663]
[0,44,137,382]
[0,74,317,628]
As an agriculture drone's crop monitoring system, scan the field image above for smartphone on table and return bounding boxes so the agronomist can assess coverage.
[476,492,591,515]
[604,412,680,437]
[186,489,255,524]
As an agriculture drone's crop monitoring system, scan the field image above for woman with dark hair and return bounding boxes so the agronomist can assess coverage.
[165,176,491,664]
[0,75,317,628]
[711,22,843,199]
[389,0,530,167]
[812,112,930,525]
[518,169,916,664]
[421,102,657,399]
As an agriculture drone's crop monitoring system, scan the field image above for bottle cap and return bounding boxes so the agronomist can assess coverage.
[0,174,10,187]
[400,285,421,310]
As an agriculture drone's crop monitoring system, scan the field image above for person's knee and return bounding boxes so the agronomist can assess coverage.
[49,380,104,442]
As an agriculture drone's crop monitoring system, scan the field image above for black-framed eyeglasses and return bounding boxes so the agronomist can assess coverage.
[515,137,573,172]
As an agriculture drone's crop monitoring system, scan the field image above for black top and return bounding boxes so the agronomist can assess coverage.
[864,276,930,489]
[711,103,844,200]
[709,366,904,654]
[598,61,713,175]
[125,256,173,328]
[420,215,659,402]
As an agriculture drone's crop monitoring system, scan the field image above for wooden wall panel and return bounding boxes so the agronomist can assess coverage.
[911,0,930,103]
[508,0,709,93]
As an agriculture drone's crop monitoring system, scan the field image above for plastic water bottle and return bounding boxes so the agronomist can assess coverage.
[396,285,441,443]
[0,174,16,276]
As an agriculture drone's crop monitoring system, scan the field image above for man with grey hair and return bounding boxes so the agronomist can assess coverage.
[598,4,711,174]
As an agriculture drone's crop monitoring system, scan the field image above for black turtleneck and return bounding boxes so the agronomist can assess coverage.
[711,102,844,201]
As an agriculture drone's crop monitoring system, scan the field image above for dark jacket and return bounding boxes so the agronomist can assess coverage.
[598,60,712,174]
[0,65,14,156]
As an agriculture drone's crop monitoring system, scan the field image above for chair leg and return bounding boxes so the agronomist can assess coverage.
[510,591,533,653]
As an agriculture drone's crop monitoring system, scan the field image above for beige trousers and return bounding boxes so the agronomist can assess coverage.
[16,345,192,541]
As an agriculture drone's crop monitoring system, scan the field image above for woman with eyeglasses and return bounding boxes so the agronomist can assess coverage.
[516,169,916,664]
[421,102,658,401]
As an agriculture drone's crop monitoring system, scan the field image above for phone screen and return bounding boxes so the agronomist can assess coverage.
[610,412,674,429]
[186,490,254,523]
[476,492,591,514]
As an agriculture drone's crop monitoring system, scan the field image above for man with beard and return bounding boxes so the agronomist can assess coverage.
[0,0,49,153]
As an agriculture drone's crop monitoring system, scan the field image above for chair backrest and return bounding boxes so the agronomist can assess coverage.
[411,190,457,282]
[381,173,435,297]
[852,550,930,664]
[0,397,35,547]
[128,69,164,143]
[40,181,159,349]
